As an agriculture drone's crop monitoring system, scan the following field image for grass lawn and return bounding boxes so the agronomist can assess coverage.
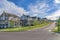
[52,27,60,33]
[52,27,58,32]
[0,23,51,32]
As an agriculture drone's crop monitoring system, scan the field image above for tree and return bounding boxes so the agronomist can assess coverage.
[57,18,60,31]
[32,19,40,25]
[9,20,15,28]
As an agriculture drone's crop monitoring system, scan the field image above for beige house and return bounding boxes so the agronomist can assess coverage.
[0,11,20,28]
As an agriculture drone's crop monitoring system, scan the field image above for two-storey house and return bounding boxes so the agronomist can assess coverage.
[20,14,33,26]
[0,11,20,28]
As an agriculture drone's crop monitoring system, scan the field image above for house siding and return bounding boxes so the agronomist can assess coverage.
[0,11,20,28]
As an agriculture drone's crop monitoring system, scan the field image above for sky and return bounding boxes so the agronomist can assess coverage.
[0,0,60,20]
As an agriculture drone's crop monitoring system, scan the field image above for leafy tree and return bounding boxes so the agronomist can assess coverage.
[32,19,40,25]
[57,18,60,31]
[9,20,14,28]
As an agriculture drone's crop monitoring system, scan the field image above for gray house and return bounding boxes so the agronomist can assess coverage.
[20,15,41,26]
[20,14,33,26]
[0,11,20,28]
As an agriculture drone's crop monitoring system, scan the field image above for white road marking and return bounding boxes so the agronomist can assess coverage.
[49,30,51,32]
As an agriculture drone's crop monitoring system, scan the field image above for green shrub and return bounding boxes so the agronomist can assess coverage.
[57,18,60,31]
[9,21,14,27]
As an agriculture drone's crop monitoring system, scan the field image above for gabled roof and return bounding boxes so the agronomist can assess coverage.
[20,14,30,20]
[0,11,20,18]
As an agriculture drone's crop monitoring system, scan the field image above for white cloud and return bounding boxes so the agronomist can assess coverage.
[0,0,28,16]
[55,0,60,3]
[46,9,60,20]
[28,2,50,17]
[45,0,60,20]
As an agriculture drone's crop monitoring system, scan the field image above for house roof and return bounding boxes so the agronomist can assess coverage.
[20,14,30,20]
[0,11,20,18]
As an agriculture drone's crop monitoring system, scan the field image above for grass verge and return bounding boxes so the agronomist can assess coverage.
[52,27,58,32]
[52,27,60,33]
[0,23,51,32]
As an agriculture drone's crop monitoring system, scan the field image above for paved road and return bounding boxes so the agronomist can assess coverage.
[0,22,60,40]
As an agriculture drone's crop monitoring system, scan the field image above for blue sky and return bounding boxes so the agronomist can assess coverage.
[8,0,37,10]
[0,0,60,20]
[8,0,55,11]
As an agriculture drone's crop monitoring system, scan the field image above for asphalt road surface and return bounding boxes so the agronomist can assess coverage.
[0,22,60,40]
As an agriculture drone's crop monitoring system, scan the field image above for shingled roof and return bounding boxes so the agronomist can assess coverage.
[0,11,19,18]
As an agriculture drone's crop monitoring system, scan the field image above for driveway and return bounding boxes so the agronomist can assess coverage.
[0,22,60,40]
